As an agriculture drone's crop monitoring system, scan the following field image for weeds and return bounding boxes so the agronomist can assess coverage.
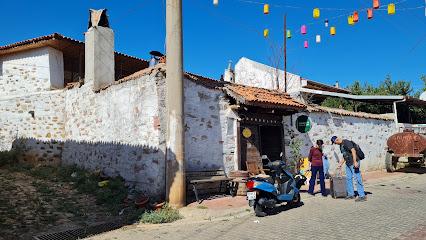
[139,204,182,224]
[0,149,18,167]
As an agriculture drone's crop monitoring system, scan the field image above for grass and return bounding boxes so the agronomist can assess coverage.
[6,163,130,216]
[196,205,208,209]
[139,204,182,224]
[3,162,181,224]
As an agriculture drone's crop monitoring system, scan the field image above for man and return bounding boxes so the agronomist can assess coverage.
[331,136,366,202]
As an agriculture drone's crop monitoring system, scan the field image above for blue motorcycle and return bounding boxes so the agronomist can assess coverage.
[246,157,306,217]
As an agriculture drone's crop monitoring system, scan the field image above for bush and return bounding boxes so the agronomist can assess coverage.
[139,204,182,224]
[0,149,18,167]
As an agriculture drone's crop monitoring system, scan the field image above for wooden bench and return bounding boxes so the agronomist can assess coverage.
[186,170,235,203]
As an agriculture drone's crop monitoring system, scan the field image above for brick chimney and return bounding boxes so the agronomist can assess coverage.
[85,9,115,91]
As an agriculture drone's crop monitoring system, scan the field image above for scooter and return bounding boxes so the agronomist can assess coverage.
[246,156,307,217]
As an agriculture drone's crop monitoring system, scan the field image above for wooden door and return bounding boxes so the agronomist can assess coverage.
[240,124,262,173]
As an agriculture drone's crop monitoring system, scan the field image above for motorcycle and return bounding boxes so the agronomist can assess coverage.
[246,155,307,217]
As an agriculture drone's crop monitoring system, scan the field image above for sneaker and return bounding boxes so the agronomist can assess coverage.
[345,196,355,200]
[355,197,367,202]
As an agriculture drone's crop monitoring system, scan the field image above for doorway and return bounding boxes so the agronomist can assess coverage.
[240,124,283,171]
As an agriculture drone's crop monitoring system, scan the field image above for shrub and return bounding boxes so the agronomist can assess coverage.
[139,204,182,224]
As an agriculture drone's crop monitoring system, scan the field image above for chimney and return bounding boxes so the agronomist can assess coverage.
[85,9,115,91]
[223,60,235,83]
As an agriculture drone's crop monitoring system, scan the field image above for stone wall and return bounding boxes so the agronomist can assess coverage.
[0,47,64,96]
[184,79,237,173]
[61,72,166,196]
[284,111,396,173]
[0,90,65,164]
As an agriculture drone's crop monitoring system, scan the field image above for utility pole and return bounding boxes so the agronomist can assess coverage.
[283,14,287,93]
[165,0,186,208]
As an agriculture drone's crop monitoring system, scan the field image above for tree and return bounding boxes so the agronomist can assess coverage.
[321,75,413,114]
[421,75,426,92]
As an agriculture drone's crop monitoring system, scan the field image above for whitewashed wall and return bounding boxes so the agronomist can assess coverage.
[234,57,302,93]
[284,112,396,173]
[0,47,64,96]
[62,73,166,196]
[184,80,237,174]
[0,90,65,164]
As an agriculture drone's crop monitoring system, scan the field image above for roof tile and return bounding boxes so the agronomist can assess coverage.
[224,84,305,109]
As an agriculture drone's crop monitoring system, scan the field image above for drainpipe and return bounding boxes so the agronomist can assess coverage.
[393,98,406,132]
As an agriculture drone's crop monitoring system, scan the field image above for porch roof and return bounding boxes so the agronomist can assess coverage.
[224,84,306,110]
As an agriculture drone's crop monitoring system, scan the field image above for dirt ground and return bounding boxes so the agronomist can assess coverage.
[0,166,114,240]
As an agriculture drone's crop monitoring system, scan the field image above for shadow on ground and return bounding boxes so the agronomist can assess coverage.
[396,166,426,174]
[262,202,305,217]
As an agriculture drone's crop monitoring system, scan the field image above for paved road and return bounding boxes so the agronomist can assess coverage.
[89,172,426,240]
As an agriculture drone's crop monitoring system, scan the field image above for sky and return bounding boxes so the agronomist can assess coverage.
[1,0,425,91]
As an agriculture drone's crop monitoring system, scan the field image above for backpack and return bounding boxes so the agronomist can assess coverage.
[351,141,365,160]
[342,140,365,160]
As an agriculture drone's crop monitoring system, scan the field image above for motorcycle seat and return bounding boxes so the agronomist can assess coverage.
[254,174,273,183]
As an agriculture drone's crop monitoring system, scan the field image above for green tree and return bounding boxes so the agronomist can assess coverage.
[321,75,414,115]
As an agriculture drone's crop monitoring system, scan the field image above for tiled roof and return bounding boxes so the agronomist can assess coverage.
[185,72,225,89]
[115,64,224,89]
[0,33,147,62]
[224,84,306,110]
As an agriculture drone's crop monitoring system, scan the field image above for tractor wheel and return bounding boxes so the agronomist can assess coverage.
[385,151,398,172]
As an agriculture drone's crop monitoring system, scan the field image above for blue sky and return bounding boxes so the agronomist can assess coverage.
[1,0,425,91]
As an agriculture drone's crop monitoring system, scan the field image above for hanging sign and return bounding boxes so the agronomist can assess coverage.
[296,115,312,133]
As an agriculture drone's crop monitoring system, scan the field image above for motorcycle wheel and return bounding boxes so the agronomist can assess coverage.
[289,193,301,206]
[254,203,267,217]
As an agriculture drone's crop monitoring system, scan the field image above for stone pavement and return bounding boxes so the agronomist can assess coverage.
[87,170,426,240]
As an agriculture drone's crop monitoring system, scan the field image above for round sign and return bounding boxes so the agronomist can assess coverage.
[296,115,312,133]
[242,128,252,138]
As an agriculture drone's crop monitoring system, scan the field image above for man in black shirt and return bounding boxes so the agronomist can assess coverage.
[331,136,366,202]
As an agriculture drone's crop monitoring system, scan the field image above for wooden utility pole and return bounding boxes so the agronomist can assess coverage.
[284,14,287,93]
[165,0,186,208]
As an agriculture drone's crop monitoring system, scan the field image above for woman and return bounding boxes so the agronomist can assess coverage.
[307,139,327,196]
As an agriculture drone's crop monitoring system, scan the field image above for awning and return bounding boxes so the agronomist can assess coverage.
[300,88,426,106]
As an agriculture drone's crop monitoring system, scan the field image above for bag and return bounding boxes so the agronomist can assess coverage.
[343,141,365,160]
[330,171,347,198]
[352,141,365,160]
